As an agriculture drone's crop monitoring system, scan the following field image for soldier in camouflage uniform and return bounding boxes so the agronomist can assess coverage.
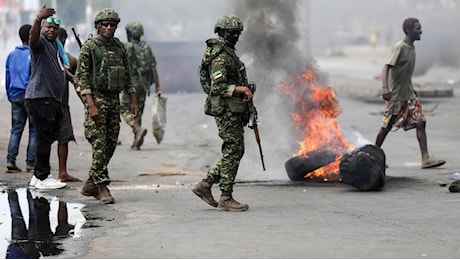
[121,21,161,150]
[77,8,140,204]
[192,15,253,212]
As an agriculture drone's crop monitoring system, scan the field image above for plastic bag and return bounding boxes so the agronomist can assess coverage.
[151,93,167,144]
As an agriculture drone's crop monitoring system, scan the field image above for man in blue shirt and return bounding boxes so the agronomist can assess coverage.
[5,24,36,173]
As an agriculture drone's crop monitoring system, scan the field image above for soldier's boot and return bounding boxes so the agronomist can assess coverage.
[132,124,148,150]
[191,177,218,207]
[80,177,99,199]
[217,191,249,212]
[98,183,115,204]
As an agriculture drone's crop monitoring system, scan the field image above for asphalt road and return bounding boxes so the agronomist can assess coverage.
[1,51,460,258]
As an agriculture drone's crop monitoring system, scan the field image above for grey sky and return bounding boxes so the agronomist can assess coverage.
[111,0,458,73]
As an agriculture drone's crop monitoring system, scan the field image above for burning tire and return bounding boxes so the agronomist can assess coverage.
[285,151,337,181]
[339,144,386,191]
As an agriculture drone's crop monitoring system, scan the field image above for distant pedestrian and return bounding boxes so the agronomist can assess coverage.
[375,17,445,169]
[25,5,67,189]
[121,21,161,150]
[192,15,253,211]
[5,24,36,174]
[77,8,139,204]
[56,27,82,183]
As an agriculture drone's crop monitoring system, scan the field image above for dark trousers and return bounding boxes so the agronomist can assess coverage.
[25,98,62,180]
[6,189,40,259]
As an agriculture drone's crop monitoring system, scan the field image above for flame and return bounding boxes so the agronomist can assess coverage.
[280,66,354,180]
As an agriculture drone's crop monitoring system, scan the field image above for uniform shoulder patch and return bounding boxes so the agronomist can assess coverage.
[211,70,222,80]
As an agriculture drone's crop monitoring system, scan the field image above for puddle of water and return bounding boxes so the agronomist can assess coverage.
[0,187,86,258]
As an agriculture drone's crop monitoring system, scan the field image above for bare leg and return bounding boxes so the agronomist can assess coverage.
[57,201,69,226]
[58,142,82,182]
[375,127,389,147]
[416,121,429,158]
[375,116,395,148]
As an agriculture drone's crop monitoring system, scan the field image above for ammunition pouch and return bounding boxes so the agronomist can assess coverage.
[204,96,224,116]
[106,65,126,92]
[204,96,248,116]
[226,97,248,114]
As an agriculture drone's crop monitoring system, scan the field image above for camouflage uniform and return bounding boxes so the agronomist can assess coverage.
[192,15,251,211]
[121,21,160,149]
[77,9,135,186]
[121,22,159,126]
[207,38,248,192]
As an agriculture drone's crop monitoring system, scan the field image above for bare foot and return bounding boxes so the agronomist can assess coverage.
[59,174,82,182]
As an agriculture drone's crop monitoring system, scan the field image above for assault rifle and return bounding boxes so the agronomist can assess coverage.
[247,82,266,171]
[70,27,85,103]
[72,27,83,48]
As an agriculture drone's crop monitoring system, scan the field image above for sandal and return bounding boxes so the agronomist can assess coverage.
[6,164,22,173]
[421,156,446,169]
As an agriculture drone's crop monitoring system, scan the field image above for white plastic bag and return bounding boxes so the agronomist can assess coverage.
[151,93,167,144]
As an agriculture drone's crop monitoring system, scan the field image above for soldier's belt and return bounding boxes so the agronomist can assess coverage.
[93,90,120,96]
[220,97,247,113]
[219,97,243,106]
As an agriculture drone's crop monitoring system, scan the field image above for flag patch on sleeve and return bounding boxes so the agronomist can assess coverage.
[212,70,223,80]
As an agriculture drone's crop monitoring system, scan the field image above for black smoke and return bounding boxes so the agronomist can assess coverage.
[230,0,328,172]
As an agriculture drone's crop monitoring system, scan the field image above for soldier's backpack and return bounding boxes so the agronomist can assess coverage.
[125,40,155,88]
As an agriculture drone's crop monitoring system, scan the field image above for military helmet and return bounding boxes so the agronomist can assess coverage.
[214,15,243,33]
[125,21,144,36]
[94,8,120,23]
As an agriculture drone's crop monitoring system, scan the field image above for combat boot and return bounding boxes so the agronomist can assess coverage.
[80,177,99,198]
[191,177,218,207]
[132,124,148,150]
[98,183,115,204]
[218,191,249,212]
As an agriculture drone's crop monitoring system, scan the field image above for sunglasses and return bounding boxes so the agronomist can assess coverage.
[46,17,60,25]
[100,21,118,28]
[227,29,241,35]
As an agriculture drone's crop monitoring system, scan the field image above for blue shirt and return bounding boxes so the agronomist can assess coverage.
[5,45,30,102]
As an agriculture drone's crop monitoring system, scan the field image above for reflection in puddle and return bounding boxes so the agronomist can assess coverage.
[0,188,85,258]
